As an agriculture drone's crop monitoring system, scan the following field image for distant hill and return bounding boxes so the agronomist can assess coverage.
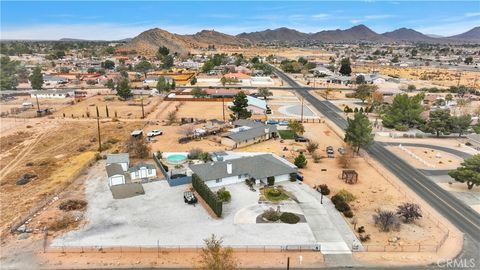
[237,27,310,42]
[381,28,435,42]
[59,38,87,41]
[448,27,480,41]
[121,25,480,55]
[122,28,250,55]
[311,24,390,42]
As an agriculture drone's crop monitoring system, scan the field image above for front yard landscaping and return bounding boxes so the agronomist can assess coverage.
[278,130,296,139]
[262,186,290,202]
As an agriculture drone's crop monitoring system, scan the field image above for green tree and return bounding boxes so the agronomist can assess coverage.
[135,60,153,79]
[355,75,365,84]
[294,153,308,168]
[104,46,115,54]
[116,78,132,99]
[190,76,197,85]
[202,60,215,73]
[220,76,227,87]
[195,234,238,270]
[464,56,473,65]
[407,84,416,92]
[257,88,272,100]
[157,46,170,58]
[29,66,44,90]
[229,91,251,120]
[449,115,472,137]
[424,109,451,137]
[355,84,377,104]
[445,93,453,103]
[191,87,207,98]
[344,112,374,154]
[339,58,352,76]
[105,79,115,90]
[288,120,305,135]
[250,56,260,64]
[448,154,480,190]
[156,76,169,93]
[381,93,424,128]
[162,55,174,69]
[102,60,115,69]
[0,56,20,90]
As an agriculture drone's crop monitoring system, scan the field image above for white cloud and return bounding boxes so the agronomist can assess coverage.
[312,13,329,20]
[364,14,394,20]
[465,12,480,17]
[350,19,364,24]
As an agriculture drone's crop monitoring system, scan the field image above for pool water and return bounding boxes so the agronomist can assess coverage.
[166,154,187,164]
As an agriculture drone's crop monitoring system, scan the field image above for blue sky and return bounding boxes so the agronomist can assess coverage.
[1,1,479,40]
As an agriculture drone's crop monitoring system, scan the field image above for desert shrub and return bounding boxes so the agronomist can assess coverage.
[331,194,345,206]
[216,187,231,203]
[373,210,401,232]
[396,202,422,223]
[306,141,319,154]
[294,153,307,168]
[267,188,281,197]
[280,212,300,224]
[25,162,34,166]
[357,226,365,233]
[289,173,296,182]
[188,148,203,159]
[262,208,280,222]
[312,153,322,163]
[335,201,351,213]
[245,178,255,187]
[336,189,356,203]
[319,184,330,195]
[95,153,102,161]
[49,213,77,231]
[394,124,409,131]
[343,210,354,218]
[267,176,275,186]
[106,138,119,144]
[125,137,151,158]
[198,152,211,162]
[59,199,87,211]
[77,146,86,152]
[359,234,371,242]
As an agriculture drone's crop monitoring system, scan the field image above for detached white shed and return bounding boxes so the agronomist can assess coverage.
[106,163,129,186]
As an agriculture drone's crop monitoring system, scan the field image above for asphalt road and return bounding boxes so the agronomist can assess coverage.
[271,66,480,244]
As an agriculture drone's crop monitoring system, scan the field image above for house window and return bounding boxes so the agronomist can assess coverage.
[216,179,222,183]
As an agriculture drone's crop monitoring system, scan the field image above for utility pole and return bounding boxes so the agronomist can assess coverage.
[287,257,290,270]
[222,96,226,122]
[35,94,40,111]
[96,106,101,152]
[301,97,304,123]
[141,96,145,119]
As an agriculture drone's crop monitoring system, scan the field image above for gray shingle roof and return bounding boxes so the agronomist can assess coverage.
[127,162,156,172]
[223,125,277,143]
[233,119,264,128]
[189,154,296,181]
[106,163,125,177]
[106,153,129,164]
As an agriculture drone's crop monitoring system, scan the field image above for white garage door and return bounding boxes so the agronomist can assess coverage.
[110,176,124,186]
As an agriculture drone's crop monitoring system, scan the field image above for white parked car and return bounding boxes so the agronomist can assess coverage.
[147,129,163,137]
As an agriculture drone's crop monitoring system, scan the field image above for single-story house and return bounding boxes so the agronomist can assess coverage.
[30,89,74,99]
[224,72,251,85]
[246,95,267,114]
[251,76,275,86]
[43,75,68,85]
[189,153,297,187]
[326,75,351,85]
[143,75,173,88]
[221,120,277,149]
[106,163,131,186]
[128,162,157,181]
[312,66,334,77]
[106,153,130,171]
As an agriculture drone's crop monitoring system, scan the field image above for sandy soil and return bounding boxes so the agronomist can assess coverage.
[388,146,463,170]
[0,118,144,236]
[53,95,162,119]
[354,66,480,88]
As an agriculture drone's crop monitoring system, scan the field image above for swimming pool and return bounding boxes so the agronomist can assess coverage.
[166,154,188,165]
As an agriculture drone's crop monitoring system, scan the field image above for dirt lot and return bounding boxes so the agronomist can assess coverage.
[354,66,480,88]
[0,118,144,235]
[54,95,162,119]
[388,146,463,170]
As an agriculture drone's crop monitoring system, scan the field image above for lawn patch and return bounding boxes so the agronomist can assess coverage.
[278,130,296,139]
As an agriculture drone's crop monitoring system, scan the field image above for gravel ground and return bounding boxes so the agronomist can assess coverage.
[52,177,318,247]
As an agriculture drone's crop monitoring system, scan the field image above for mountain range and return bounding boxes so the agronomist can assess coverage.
[122,25,479,55]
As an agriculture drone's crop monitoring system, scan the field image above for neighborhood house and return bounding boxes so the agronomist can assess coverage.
[105,153,157,186]
[189,153,297,188]
[221,119,277,149]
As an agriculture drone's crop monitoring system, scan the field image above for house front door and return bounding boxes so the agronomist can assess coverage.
[140,168,147,178]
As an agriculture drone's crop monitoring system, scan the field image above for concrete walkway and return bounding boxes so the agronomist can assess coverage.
[284,182,361,254]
